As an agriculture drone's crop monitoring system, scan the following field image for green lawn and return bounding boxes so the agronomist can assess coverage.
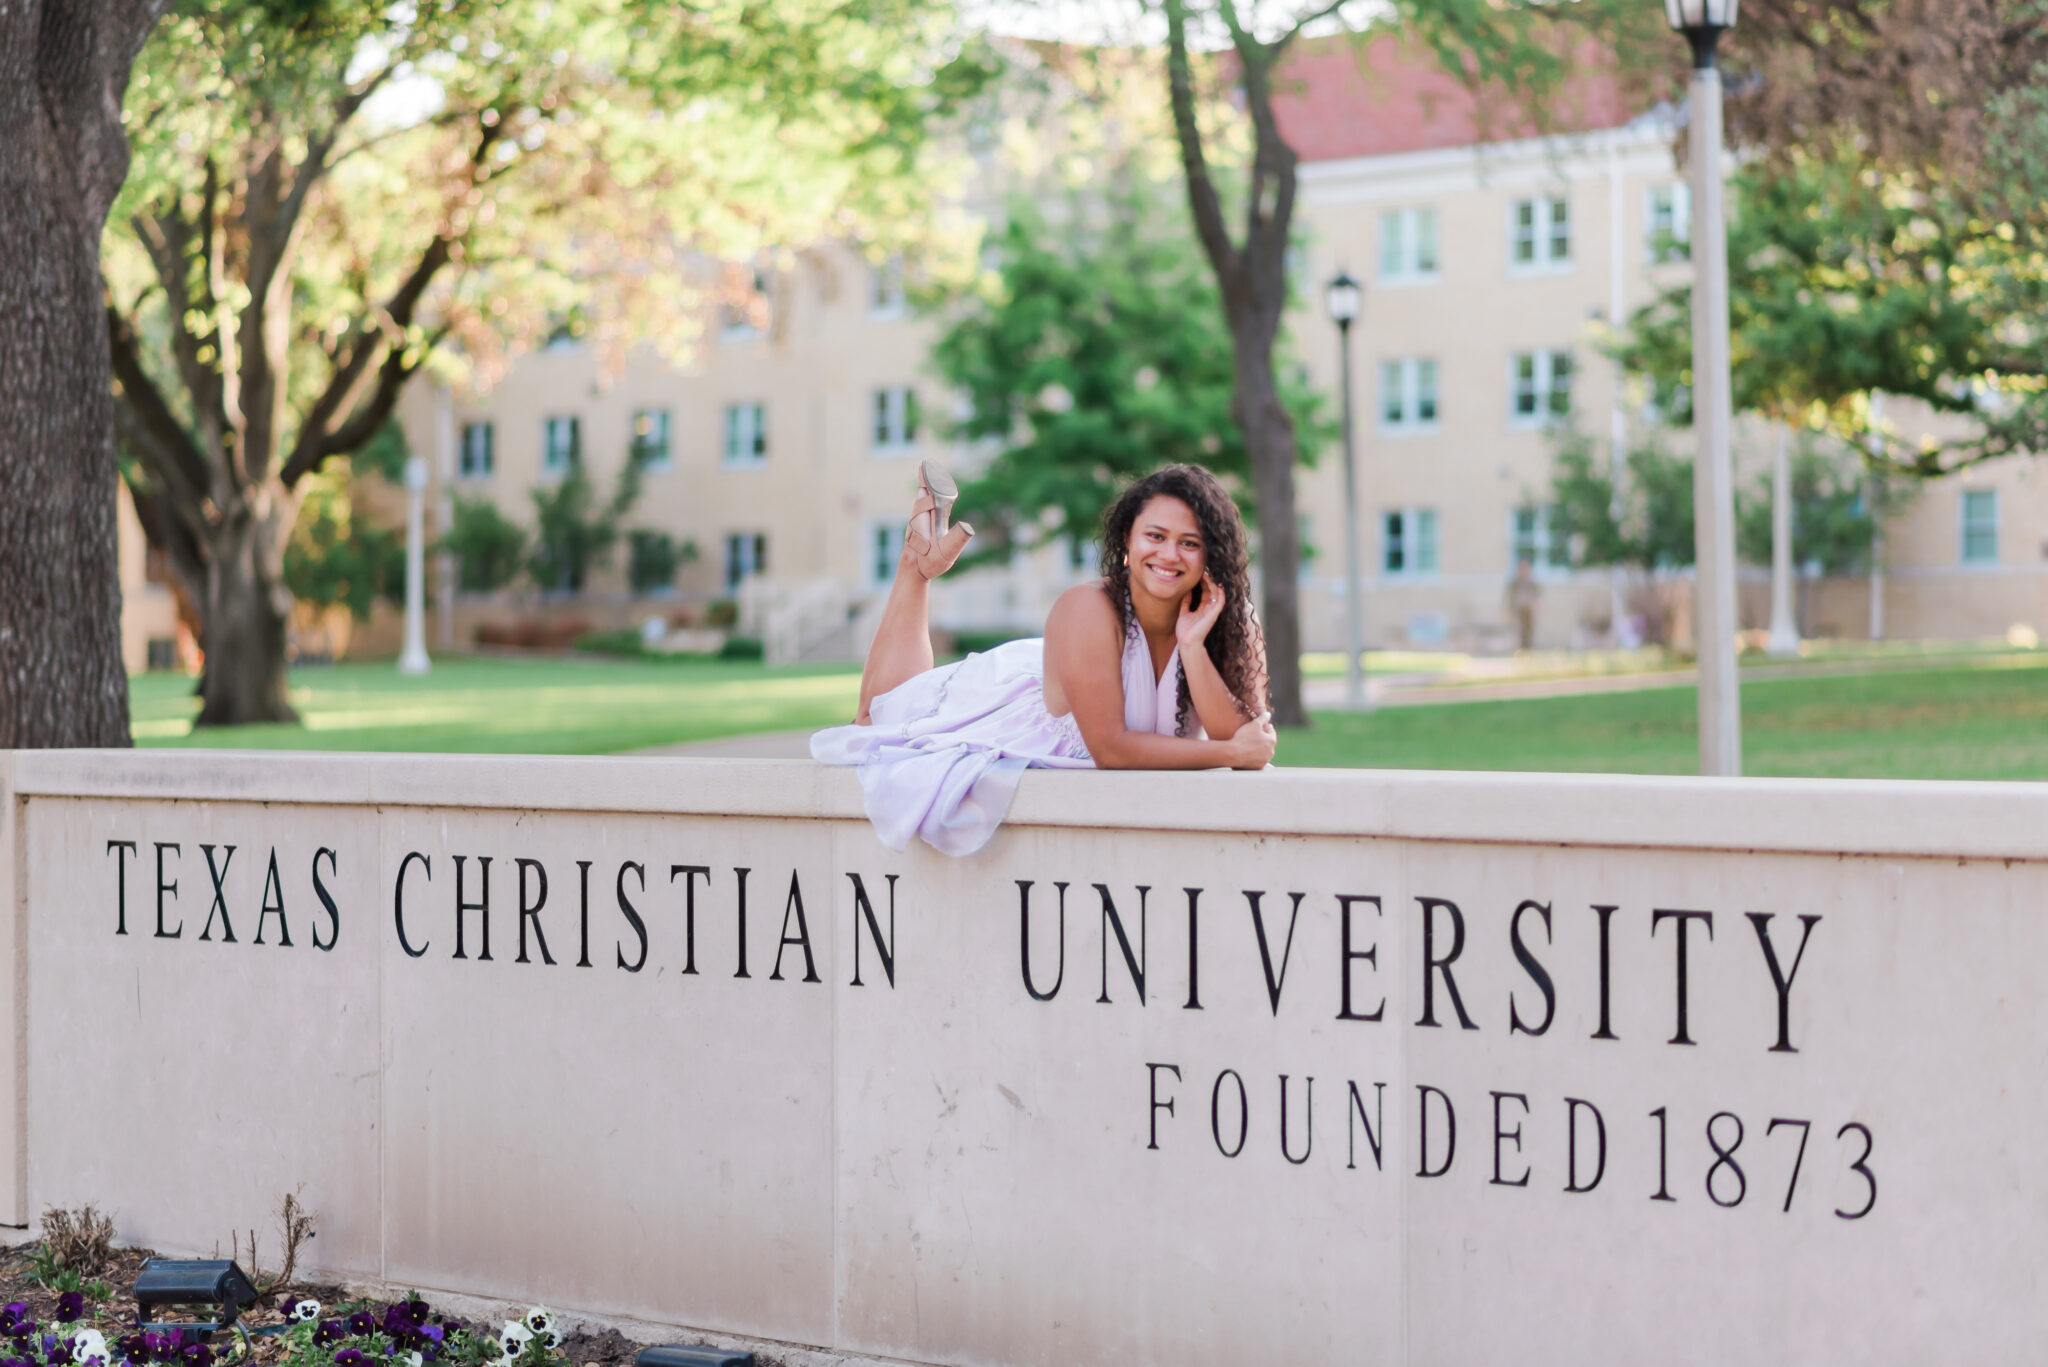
[131,649,2048,780]
[131,656,861,754]
[1279,652,2048,779]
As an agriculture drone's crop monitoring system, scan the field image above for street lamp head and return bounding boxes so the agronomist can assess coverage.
[1324,270,1362,328]
[1663,0,1737,30]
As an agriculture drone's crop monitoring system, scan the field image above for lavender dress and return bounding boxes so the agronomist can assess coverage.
[812,624,1189,856]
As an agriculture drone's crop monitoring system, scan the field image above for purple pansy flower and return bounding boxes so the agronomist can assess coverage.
[334,1351,368,1367]
[346,1313,375,1337]
[313,1323,346,1348]
[55,1294,83,1324]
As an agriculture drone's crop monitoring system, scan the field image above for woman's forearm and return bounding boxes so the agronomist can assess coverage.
[1091,728,1239,770]
[1180,643,1250,739]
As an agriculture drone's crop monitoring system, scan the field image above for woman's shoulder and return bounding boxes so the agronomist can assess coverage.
[1047,580,1118,626]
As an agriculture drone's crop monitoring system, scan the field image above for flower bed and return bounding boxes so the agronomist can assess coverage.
[0,1245,675,1367]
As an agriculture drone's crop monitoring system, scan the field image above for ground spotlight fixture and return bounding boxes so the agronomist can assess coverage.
[635,1346,753,1367]
[1663,0,1737,67]
[133,1259,260,1336]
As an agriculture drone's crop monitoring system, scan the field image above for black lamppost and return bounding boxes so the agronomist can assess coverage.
[1665,0,1741,774]
[1324,269,1367,710]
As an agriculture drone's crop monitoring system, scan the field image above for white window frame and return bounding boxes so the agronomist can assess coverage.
[722,402,768,469]
[541,415,580,477]
[724,531,768,591]
[1510,505,1572,577]
[1509,195,1572,272]
[1378,358,1441,433]
[870,255,906,318]
[1381,507,1440,578]
[1960,489,1999,566]
[629,409,672,472]
[1508,350,1574,427]
[871,386,919,453]
[458,421,494,479]
[1378,206,1441,284]
[1647,182,1692,263]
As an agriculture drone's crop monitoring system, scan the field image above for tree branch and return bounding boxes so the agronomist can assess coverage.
[107,304,216,520]
[1163,0,1244,310]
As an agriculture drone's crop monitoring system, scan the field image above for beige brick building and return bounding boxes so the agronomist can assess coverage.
[232,38,2048,665]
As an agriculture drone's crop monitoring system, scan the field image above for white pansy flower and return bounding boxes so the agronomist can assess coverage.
[287,1300,322,1324]
[70,1330,108,1366]
[501,1321,534,1345]
[522,1309,555,1338]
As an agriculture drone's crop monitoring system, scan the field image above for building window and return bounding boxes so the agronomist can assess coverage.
[1511,196,1571,268]
[541,416,580,475]
[722,403,768,467]
[1511,505,1571,572]
[871,256,906,317]
[629,410,671,471]
[1379,358,1440,431]
[872,387,920,451]
[1382,508,1440,576]
[868,520,898,589]
[459,422,495,478]
[1378,207,1441,282]
[1510,350,1573,424]
[722,267,770,338]
[1648,183,1691,263]
[724,531,768,590]
[1961,489,1999,565]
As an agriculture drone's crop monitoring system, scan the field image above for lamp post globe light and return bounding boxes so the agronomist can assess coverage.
[1324,269,1369,710]
[1667,0,1741,774]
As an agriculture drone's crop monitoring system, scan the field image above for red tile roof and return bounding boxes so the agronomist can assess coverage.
[1269,33,1634,163]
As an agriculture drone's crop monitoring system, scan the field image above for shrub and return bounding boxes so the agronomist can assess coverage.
[36,1206,114,1281]
[442,496,528,595]
[703,599,739,628]
[719,635,764,660]
[626,530,697,595]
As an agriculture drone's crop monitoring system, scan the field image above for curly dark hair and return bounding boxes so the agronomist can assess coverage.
[1098,463,1269,737]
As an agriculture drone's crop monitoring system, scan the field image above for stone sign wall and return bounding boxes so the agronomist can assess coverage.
[3,752,2044,1365]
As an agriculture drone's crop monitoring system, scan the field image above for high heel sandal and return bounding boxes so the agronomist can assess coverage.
[906,459,972,580]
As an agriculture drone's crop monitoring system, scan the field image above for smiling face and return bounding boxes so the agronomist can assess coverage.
[1125,494,1205,606]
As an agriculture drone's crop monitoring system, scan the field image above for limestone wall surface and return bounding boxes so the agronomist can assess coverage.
[3,751,2044,1365]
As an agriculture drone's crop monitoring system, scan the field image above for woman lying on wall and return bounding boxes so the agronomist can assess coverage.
[812,461,1277,855]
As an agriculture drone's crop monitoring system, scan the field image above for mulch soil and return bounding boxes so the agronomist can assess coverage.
[0,1245,780,1367]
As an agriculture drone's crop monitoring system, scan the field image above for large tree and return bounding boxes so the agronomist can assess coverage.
[0,0,167,747]
[1152,0,1667,726]
[1612,149,2048,477]
[109,0,987,725]
[932,189,1327,568]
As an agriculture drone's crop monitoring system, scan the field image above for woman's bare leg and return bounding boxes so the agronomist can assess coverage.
[855,489,971,723]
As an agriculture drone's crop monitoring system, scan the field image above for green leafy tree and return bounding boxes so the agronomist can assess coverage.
[106,0,989,726]
[1550,429,1697,574]
[528,463,641,595]
[283,484,404,623]
[1151,0,1671,723]
[1611,150,2048,477]
[441,495,528,595]
[626,531,697,596]
[1733,440,1881,579]
[930,189,1325,564]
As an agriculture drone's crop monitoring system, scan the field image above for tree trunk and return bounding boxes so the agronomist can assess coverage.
[196,502,299,725]
[0,0,161,747]
[1233,349,1308,726]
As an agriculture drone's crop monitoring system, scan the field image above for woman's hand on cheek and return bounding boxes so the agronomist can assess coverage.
[1175,572,1226,649]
